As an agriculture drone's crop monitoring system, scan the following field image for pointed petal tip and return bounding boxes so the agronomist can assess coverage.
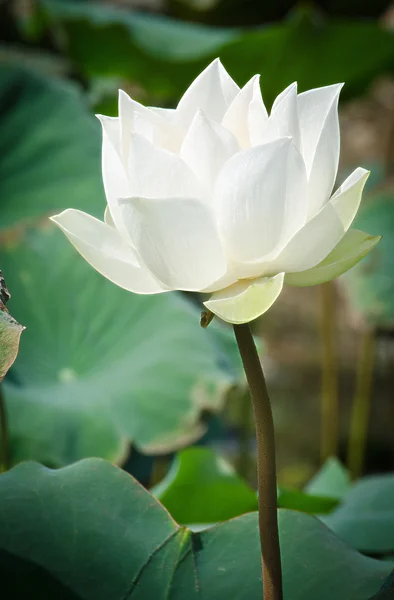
[50,209,88,233]
[118,88,128,99]
[249,73,260,85]
[204,56,235,80]
[49,210,68,224]
[95,114,105,126]
[285,230,381,287]
[95,113,116,121]
[326,82,345,94]
[118,89,133,110]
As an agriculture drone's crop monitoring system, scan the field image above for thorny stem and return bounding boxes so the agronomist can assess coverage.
[319,281,339,462]
[233,324,283,600]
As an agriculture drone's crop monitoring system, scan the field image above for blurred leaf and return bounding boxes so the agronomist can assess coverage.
[0,45,69,78]
[370,568,394,599]
[0,226,237,467]
[277,488,339,515]
[152,447,258,523]
[0,62,105,231]
[321,473,394,554]
[169,0,393,26]
[0,458,391,600]
[217,10,394,106]
[205,318,244,380]
[304,457,351,500]
[43,0,239,61]
[39,2,394,106]
[0,272,24,381]
[342,195,394,328]
[39,0,238,102]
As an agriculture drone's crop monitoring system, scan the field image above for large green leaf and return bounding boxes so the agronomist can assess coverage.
[276,459,351,516]
[39,1,394,106]
[277,488,339,515]
[304,457,351,500]
[153,448,342,522]
[342,195,394,327]
[370,568,394,599]
[322,473,394,554]
[152,447,258,523]
[217,11,394,105]
[0,61,104,230]
[42,0,239,61]
[0,225,236,467]
[0,458,391,599]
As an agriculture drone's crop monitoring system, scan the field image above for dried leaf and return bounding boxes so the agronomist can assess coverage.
[0,271,24,382]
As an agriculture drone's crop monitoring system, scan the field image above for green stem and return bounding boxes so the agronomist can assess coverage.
[319,281,339,462]
[347,327,376,480]
[0,384,9,472]
[233,324,283,600]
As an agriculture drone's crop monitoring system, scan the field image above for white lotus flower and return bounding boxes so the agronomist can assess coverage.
[51,59,379,324]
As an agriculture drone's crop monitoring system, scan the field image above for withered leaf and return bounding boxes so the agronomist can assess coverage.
[0,271,24,382]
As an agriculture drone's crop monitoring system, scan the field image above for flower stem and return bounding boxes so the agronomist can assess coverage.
[233,324,283,600]
[235,387,253,481]
[0,385,9,472]
[347,326,376,480]
[319,281,339,462]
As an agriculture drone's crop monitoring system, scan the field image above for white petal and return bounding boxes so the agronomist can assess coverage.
[215,138,308,264]
[104,206,114,227]
[129,133,203,199]
[118,90,180,156]
[200,268,239,294]
[97,115,127,195]
[117,196,227,291]
[273,168,369,273]
[258,83,301,148]
[249,78,270,147]
[298,84,343,217]
[222,75,268,148]
[50,209,165,294]
[96,114,121,152]
[98,116,131,238]
[177,59,239,124]
[180,110,239,195]
[204,273,284,324]
[285,229,381,287]
[149,107,180,124]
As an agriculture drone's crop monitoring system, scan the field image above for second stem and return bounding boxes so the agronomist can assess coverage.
[233,323,283,600]
[319,281,339,462]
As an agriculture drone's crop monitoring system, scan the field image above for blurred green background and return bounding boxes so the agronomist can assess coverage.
[1,0,394,494]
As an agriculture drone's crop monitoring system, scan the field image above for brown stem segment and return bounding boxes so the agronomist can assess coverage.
[233,324,283,600]
[319,281,339,462]
[347,327,376,480]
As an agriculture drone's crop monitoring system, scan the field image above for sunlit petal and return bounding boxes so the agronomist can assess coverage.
[117,196,227,291]
[50,209,165,294]
[285,229,381,286]
[204,273,285,324]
